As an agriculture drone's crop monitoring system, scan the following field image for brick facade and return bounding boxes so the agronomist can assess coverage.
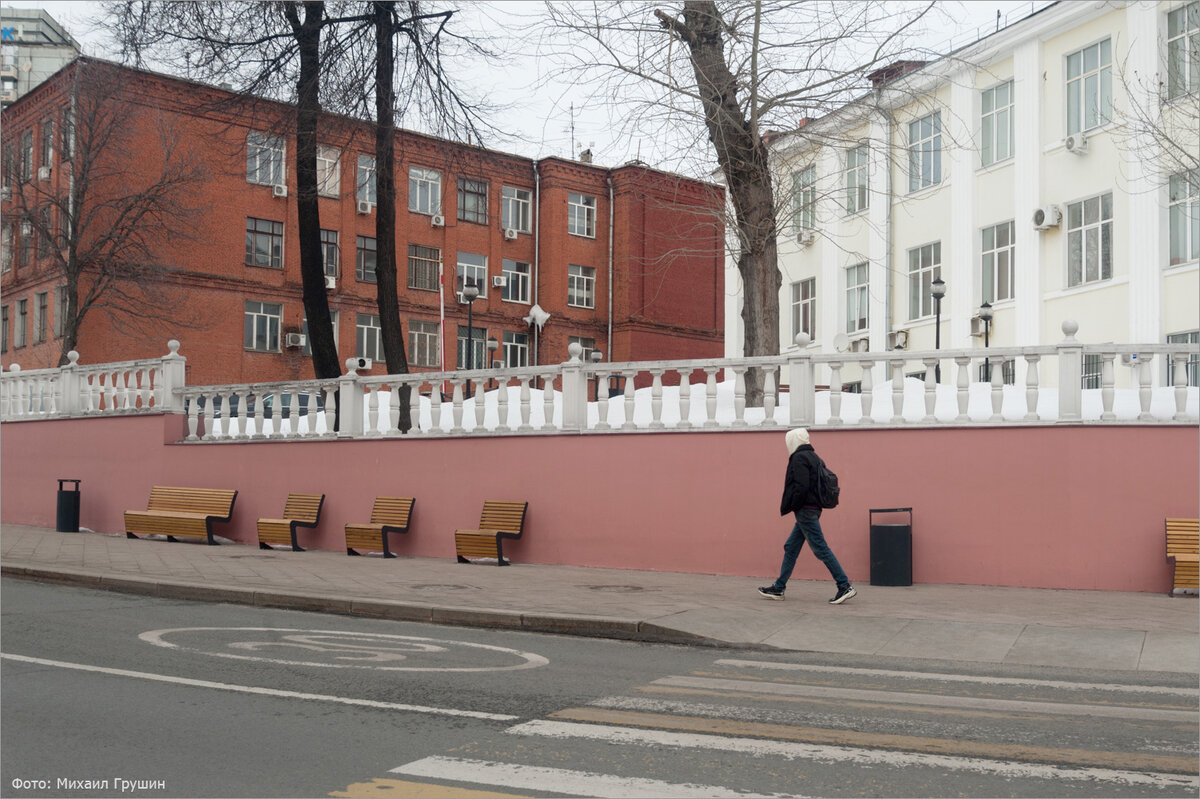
[1,59,724,385]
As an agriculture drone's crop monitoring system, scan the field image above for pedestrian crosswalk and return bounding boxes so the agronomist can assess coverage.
[331,656,1200,798]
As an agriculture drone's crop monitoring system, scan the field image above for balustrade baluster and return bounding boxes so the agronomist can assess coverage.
[431,383,445,432]
[890,359,906,423]
[451,380,465,433]
[859,361,875,424]
[383,385,399,435]
[1024,354,1041,420]
[517,376,533,431]
[186,396,200,440]
[466,380,480,433]
[408,381,424,434]
[622,372,637,430]
[704,368,719,428]
[1138,356,1154,421]
[301,389,317,437]
[922,359,938,422]
[732,366,748,427]
[247,390,263,439]
[366,386,381,437]
[542,374,556,431]
[231,391,246,439]
[1100,354,1116,421]
[492,377,507,432]
[323,386,337,436]
[828,362,843,425]
[990,363,1004,421]
[954,357,971,422]
[761,366,777,426]
[1173,354,1190,421]
[595,372,611,430]
[677,371,691,429]
[650,369,665,429]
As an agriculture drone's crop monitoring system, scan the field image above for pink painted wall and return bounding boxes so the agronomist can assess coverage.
[2,415,1196,592]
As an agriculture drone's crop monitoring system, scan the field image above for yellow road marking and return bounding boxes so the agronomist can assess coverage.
[550,706,1199,775]
[330,777,530,798]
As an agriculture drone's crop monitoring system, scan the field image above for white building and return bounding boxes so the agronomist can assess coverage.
[726,0,1199,389]
[0,9,80,107]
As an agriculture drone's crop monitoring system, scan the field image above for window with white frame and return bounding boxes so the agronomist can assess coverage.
[502,258,531,303]
[503,330,530,368]
[908,111,942,192]
[320,229,339,277]
[457,177,488,225]
[301,310,339,357]
[357,155,376,206]
[54,285,67,338]
[407,243,440,291]
[907,242,942,319]
[845,145,868,214]
[408,166,441,215]
[244,301,281,352]
[568,192,596,237]
[15,299,26,348]
[356,313,382,361]
[501,186,532,232]
[1066,39,1112,135]
[1169,170,1198,266]
[246,131,285,186]
[1167,331,1199,386]
[981,80,1014,166]
[40,118,53,169]
[791,278,816,340]
[456,324,486,369]
[1167,1,1199,99]
[567,264,596,308]
[845,262,869,334]
[793,166,816,232]
[456,252,488,299]
[408,320,439,367]
[981,221,1015,303]
[356,235,377,283]
[1,305,7,353]
[33,291,46,344]
[1066,192,1113,287]
[316,146,340,197]
[245,218,283,269]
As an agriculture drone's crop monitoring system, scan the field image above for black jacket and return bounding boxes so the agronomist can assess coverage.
[780,444,821,516]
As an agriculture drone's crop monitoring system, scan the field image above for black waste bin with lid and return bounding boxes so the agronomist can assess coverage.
[56,479,81,532]
[869,507,912,586]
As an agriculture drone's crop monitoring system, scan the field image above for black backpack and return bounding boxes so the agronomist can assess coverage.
[813,456,840,509]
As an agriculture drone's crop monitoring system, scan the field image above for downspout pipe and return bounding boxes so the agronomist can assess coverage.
[607,174,614,360]
[533,161,541,365]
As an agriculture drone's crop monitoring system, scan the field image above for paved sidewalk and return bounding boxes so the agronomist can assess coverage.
[2,523,1196,675]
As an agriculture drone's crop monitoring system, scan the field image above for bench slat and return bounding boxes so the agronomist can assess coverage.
[1165,518,1199,591]
[345,497,415,557]
[456,501,527,565]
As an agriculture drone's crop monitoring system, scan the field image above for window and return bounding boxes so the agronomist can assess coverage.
[245,218,284,269]
[846,262,869,334]
[246,132,285,186]
[15,299,26,348]
[908,111,942,192]
[457,177,488,225]
[408,244,440,291]
[845,145,868,214]
[33,291,47,344]
[568,192,596,237]
[409,166,442,215]
[981,221,1015,302]
[320,229,339,277]
[568,335,597,362]
[40,118,53,169]
[907,242,942,319]
[567,264,596,308]
[1066,192,1113,287]
[316,146,340,197]
[54,286,67,338]
[502,259,530,303]
[793,166,816,232]
[1,223,10,273]
[503,330,529,368]
[791,278,816,340]
[409,320,440,367]
[243,301,281,352]
[1081,354,1103,389]
[356,313,382,361]
[356,235,377,283]
[1,306,7,353]
[36,205,50,260]
[300,310,339,357]
[1169,170,1199,266]
[357,155,376,206]
[502,186,532,232]
[1167,331,1199,387]
[1167,2,1198,99]
[981,80,1014,166]
[20,129,32,181]
[1066,39,1112,135]
[60,107,74,160]
[456,324,486,369]
[456,252,487,298]
[18,222,30,268]
[2,144,12,189]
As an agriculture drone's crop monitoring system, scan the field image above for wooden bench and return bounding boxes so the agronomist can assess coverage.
[125,486,238,546]
[1166,517,1199,594]
[344,497,415,557]
[455,501,528,566]
[257,493,325,552]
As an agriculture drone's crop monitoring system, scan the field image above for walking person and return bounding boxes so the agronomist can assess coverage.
[759,428,856,604]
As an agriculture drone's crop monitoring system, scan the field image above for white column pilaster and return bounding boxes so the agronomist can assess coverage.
[948,73,975,346]
[1125,2,1163,344]
[1013,37,1042,346]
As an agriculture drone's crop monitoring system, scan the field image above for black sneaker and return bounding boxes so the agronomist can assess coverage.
[758,586,785,600]
[829,585,857,604]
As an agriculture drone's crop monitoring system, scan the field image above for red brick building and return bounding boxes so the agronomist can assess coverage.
[0,59,724,385]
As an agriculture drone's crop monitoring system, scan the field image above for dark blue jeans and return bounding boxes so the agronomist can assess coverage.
[771,508,849,591]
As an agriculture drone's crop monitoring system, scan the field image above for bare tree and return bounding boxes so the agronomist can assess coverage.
[5,58,211,366]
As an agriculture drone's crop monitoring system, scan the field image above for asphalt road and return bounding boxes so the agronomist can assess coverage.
[2,578,1197,798]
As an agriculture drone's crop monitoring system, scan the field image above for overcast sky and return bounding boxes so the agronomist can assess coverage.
[5,0,1047,173]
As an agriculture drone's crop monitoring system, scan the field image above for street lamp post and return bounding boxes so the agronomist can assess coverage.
[590,350,603,401]
[486,336,499,391]
[978,301,993,382]
[462,279,479,397]
[931,277,946,383]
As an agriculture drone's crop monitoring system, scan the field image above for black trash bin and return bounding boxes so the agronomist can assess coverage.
[869,507,912,586]
[56,479,81,533]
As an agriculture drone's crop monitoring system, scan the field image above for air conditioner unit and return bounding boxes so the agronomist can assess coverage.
[284,332,306,348]
[430,214,445,228]
[354,357,372,371]
[1032,204,1061,230]
[324,275,337,290]
[797,229,815,246]
[849,338,869,353]
[970,316,984,337]
[1121,352,1143,366]
[492,275,507,288]
[37,166,50,181]
[271,184,288,198]
[1064,132,1088,155]
[356,200,372,215]
[503,228,518,240]
[887,330,909,350]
